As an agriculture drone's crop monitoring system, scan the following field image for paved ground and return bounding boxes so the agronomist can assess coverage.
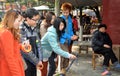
[66,54,120,76]
[37,53,120,76]
[37,41,120,76]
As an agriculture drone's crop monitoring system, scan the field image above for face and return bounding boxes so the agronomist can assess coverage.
[99,27,106,33]
[51,15,56,24]
[27,15,40,27]
[62,9,70,18]
[14,15,22,29]
[59,22,64,31]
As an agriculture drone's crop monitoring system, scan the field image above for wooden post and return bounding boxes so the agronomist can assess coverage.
[79,6,83,41]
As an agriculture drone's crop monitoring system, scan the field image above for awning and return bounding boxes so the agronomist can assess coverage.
[33,5,50,10]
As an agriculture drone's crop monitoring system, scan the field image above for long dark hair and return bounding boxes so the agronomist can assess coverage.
[53,17,66,40]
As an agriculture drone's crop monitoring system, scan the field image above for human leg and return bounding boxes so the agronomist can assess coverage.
[94,49,112,75]
[60,43,69,75]
[104,48,120,70]
[40,61,48,76]
[48,52,57,76]
[25,60,37,76]
[94,48,111,67]
[107,48,118,63]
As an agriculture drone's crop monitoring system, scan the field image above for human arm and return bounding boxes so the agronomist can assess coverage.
[92,31,104,47]
[103,44,110,48]
[105,33,112,48]
[103,33,112,48]
[48,33,76,59]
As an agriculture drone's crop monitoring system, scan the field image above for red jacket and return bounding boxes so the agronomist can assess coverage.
[0,29,25,76]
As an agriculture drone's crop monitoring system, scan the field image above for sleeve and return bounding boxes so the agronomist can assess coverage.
[21,51,39,65]
[92,32,104,47]
[0,31,21,76]
[48,33,70,58]
[106,33,112,47]
[71,24,74,36]
[62,33,71,40]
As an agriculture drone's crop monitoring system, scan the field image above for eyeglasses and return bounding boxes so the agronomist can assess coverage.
[31,18,39,23]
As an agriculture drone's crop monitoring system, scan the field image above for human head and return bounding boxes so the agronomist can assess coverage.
[22,8,40,27]
[61,2,72,18]
[40,10,47,20]
[98,24,107,33]
[53,17,66,39]
[73,16,77,19]
[45,12,56,27]
[1,9,22,40]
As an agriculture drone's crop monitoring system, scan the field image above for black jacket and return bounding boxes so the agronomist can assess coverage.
[91,30,112,51]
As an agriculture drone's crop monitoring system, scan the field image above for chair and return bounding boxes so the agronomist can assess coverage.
[92,51,102,70]
[92,51,111,70]
[79,35,92,54]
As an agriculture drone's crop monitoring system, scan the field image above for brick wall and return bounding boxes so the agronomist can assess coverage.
[102,0,120,44]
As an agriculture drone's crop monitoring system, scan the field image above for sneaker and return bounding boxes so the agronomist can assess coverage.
[113,61,120,70]
[101,70,112,76]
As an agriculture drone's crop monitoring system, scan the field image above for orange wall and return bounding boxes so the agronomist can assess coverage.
[102,0,120,44]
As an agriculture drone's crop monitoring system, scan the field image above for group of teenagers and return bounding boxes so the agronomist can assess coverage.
[1,2,120,76]
[0,2,78,76]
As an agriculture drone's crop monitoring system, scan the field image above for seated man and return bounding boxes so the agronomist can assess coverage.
[91,24,120,75]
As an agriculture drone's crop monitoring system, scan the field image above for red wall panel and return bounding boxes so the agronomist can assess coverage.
[102,0,120,44]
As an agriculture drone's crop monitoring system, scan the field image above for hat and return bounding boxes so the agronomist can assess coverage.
[98,24,107,29]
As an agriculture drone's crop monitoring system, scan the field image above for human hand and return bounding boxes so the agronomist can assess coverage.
[69,54,77,60]
[71,35,78,40]
[36,61,43,70]
[103,44,110,48]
